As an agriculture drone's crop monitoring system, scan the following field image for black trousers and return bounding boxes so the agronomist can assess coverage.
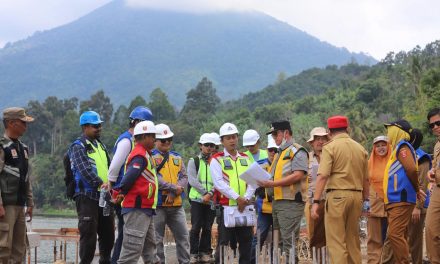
[190,201,216,255]
[75,195,115,264]
[215,207,253,264]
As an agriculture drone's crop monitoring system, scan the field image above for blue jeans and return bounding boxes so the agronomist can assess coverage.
[251,212,273,264]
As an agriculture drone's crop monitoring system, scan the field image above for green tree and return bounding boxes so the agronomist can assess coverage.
[147,88,176,121]
[128,95,148,114]
[80,90,114,123]
[180,77,220,120]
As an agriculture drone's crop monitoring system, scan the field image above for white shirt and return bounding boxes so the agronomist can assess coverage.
[107,138,132,183]
[210,148,256,201]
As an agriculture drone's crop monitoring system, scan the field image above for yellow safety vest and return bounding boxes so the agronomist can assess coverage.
[270,143,308,201]
[217,155,250,206]
[153,150,183,207]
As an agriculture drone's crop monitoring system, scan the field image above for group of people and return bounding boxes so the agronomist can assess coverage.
[0,105,439,264]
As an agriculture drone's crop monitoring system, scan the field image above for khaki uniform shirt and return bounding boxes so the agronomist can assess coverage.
[318,133,368,191]
[434,139,440,185]
[416,161,430,213]
[308,151,325,203]
[369,184,387,217]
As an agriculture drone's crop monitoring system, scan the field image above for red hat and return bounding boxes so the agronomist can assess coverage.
[327,115,349,129]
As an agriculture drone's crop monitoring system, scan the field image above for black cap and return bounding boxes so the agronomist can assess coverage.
[266,120,291,135]
[384,119,413,134]
[409,128,423,149]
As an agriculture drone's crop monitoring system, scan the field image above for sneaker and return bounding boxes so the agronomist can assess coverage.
[200,254,214,263]
[190,254,199,264]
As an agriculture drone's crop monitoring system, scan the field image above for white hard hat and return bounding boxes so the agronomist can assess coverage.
[267,135,278,149]
[211,132,221,145]
[219,122,239,137]
[133,121,157,136]
[243,129,260,146]
[199,133,215,144]
[155,123,174,139]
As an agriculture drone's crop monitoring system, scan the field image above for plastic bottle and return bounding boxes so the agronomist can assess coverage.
[99,186,106,207]
[103,201,110,216]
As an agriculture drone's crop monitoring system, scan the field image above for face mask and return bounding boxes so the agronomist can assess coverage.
[281,131,287,146]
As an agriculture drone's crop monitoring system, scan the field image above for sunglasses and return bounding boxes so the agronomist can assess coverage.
[203,143,215,148]
[429,120,440,129]
[268,148,277,153]
[158,138,173,143]
[90,124,102,129]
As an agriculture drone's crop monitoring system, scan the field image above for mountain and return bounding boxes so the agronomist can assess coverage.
[0,0,376,107]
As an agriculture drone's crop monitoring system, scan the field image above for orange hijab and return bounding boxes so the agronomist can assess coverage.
[368,142,391,198]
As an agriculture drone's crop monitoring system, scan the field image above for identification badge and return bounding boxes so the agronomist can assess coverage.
[239,158,248,166]
[173,158,179,166]
[11,149,18,158]
[283,150,291,160]
[223,159,233,170]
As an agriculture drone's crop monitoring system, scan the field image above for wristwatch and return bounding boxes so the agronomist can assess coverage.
[313,199,320,204]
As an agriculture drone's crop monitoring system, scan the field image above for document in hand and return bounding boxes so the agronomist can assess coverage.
[223,205,256,227]
[239,162,271,187]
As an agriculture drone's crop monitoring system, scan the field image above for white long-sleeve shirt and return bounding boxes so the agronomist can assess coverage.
[210,148,256,201]
[107,137,132,183]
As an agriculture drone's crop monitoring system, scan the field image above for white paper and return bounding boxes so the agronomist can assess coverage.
[239,162,271,187]
[223,205,256,227]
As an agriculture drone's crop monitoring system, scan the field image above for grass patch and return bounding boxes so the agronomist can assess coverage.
[34,207,76,217]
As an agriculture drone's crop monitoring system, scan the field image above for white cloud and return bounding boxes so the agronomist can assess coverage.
[126,0,258,13]
[125,0,440,59]
[1,0,440,59]
[0,0,110,47]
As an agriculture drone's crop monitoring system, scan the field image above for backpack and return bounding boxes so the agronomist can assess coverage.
[63,151,76,200]
[187,156,200,202]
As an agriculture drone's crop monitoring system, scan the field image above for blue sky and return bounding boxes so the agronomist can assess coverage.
[1,0,439,60]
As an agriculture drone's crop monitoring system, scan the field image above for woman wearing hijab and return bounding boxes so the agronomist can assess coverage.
[383,120,426,264]
[367,135,391,264]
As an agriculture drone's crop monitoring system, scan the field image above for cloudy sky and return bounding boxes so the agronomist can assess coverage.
[1,0,439,60]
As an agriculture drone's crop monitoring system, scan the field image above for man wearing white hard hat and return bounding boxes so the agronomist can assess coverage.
[305,127,329,262]
[187,133,217,263]
[152,124,190,264]
[210,122,256,264]
[243,129,268,164]
[108,106,153,263]
[117,121,159,264]
[210,132,221,154]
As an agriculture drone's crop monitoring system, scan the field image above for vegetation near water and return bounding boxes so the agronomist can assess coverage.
[6,40,440,212]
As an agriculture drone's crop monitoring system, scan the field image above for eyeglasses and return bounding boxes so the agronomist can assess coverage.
[268,148,277,153]
[429,120,440,129]
[203,143,215,148]
[158,138,173,143]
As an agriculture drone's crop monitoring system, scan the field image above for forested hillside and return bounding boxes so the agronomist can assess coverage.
[8,40,439,210]
[0,0,374,107]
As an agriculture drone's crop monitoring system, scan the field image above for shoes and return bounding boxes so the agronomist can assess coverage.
[200,254,214,263]
[190,254,199,264]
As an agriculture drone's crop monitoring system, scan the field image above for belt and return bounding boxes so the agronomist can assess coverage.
[326,189,362,193]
